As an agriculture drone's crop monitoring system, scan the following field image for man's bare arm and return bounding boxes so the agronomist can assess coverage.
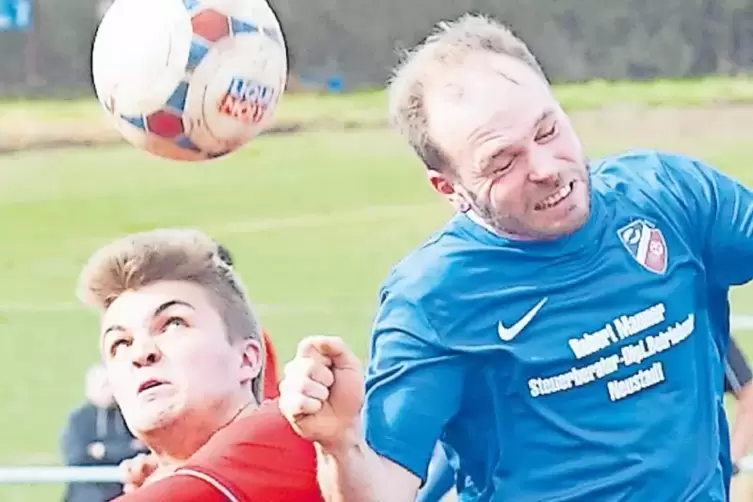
[315,433,421,502]
[730,382,753,464]
[725,338,753,465]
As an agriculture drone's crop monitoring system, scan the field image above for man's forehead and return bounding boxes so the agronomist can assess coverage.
[428,53,546,97]
[426,66,551,144]
[100,281,204,327]
[440,61,534,104]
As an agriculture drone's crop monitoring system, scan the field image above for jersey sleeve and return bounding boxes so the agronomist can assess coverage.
[113,471,230,502]
[658,152,753,287]
[362,289,467,482]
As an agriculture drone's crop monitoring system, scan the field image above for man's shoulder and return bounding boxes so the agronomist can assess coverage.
[193,399,316,465]
[381,213,486,299]
[592,148,706,191]
[591,149,716,225]
[180,400,322,501]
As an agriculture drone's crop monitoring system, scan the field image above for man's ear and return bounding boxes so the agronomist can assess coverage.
[428,170,470,212]
[238,339,262,385]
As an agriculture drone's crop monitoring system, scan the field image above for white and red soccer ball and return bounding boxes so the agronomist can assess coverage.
[92,0,288,161]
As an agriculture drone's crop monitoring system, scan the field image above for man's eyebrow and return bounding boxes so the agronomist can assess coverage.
[152,299,195,319]
[102,324,125,338]
[100,300,194,341]
[100,324,126,353]
[535,109,554,125]
[494,68,519,85]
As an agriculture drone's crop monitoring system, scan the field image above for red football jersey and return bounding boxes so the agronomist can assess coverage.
[114,400,323,502]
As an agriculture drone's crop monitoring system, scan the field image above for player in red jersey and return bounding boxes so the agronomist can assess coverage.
[77,230,322,501]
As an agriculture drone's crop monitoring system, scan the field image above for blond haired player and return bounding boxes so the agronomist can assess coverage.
[78,229,322,502]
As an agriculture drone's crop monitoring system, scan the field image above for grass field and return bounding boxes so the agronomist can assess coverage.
[2,78,753,500]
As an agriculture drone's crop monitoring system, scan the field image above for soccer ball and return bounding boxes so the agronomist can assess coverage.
[92,0,288,161]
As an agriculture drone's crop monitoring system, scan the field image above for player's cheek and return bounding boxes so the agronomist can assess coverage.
[489,183,517,216]
[179,340,224,379]
[111,385,133,413]
[106,366,127,394]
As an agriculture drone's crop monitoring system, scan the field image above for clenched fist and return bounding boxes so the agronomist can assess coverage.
[278,336,365,449]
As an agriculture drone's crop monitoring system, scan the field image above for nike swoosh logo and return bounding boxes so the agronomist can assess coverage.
[497,297,548,341]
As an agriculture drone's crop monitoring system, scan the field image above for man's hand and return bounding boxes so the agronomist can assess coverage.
[278,336,365,450]
[120,453,173,493]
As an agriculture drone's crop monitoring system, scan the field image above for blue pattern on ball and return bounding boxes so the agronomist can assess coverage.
[230,18,257,35]
[175,135,202,152]
[166,81,190,113]
[120,2,282,158]
[182,0,199,12]
[186,41,210,73]
[122,115,146,131]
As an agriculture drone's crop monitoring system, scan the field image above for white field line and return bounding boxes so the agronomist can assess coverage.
[0,202,442,315]
[731,314,753,330]
[2,299,753,331]
[55,202,443,260]
[215,202,439,234]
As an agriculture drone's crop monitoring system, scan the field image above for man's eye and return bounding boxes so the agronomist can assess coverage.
[488,154,514,175]
[109,339,129,356]
[537,123,557,141]
[497,158,514,172]
[163,317,187,331]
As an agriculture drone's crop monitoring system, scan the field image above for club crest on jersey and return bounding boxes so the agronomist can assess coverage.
[618,219,667,274]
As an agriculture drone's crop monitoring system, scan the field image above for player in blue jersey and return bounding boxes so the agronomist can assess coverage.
[278,13,753,502]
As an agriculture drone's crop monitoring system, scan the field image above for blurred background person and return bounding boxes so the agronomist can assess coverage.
[59,363,147,502]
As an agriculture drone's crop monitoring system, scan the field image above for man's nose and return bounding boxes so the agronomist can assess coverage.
[527,160,561,185]
[130,336,161,368]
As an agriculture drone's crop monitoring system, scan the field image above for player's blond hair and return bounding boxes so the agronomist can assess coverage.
[77,228,265,401]
[388,13,547,172]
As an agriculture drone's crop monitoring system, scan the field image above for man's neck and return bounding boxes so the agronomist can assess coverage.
[144,394,255,464]
[465,210,499,235]
[466,210,535,240]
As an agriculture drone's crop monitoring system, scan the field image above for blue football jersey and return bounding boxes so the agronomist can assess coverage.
[362,150,753,501]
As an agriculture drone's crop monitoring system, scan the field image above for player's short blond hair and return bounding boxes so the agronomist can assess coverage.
[388,13,547,172]
[77,228,265,401]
